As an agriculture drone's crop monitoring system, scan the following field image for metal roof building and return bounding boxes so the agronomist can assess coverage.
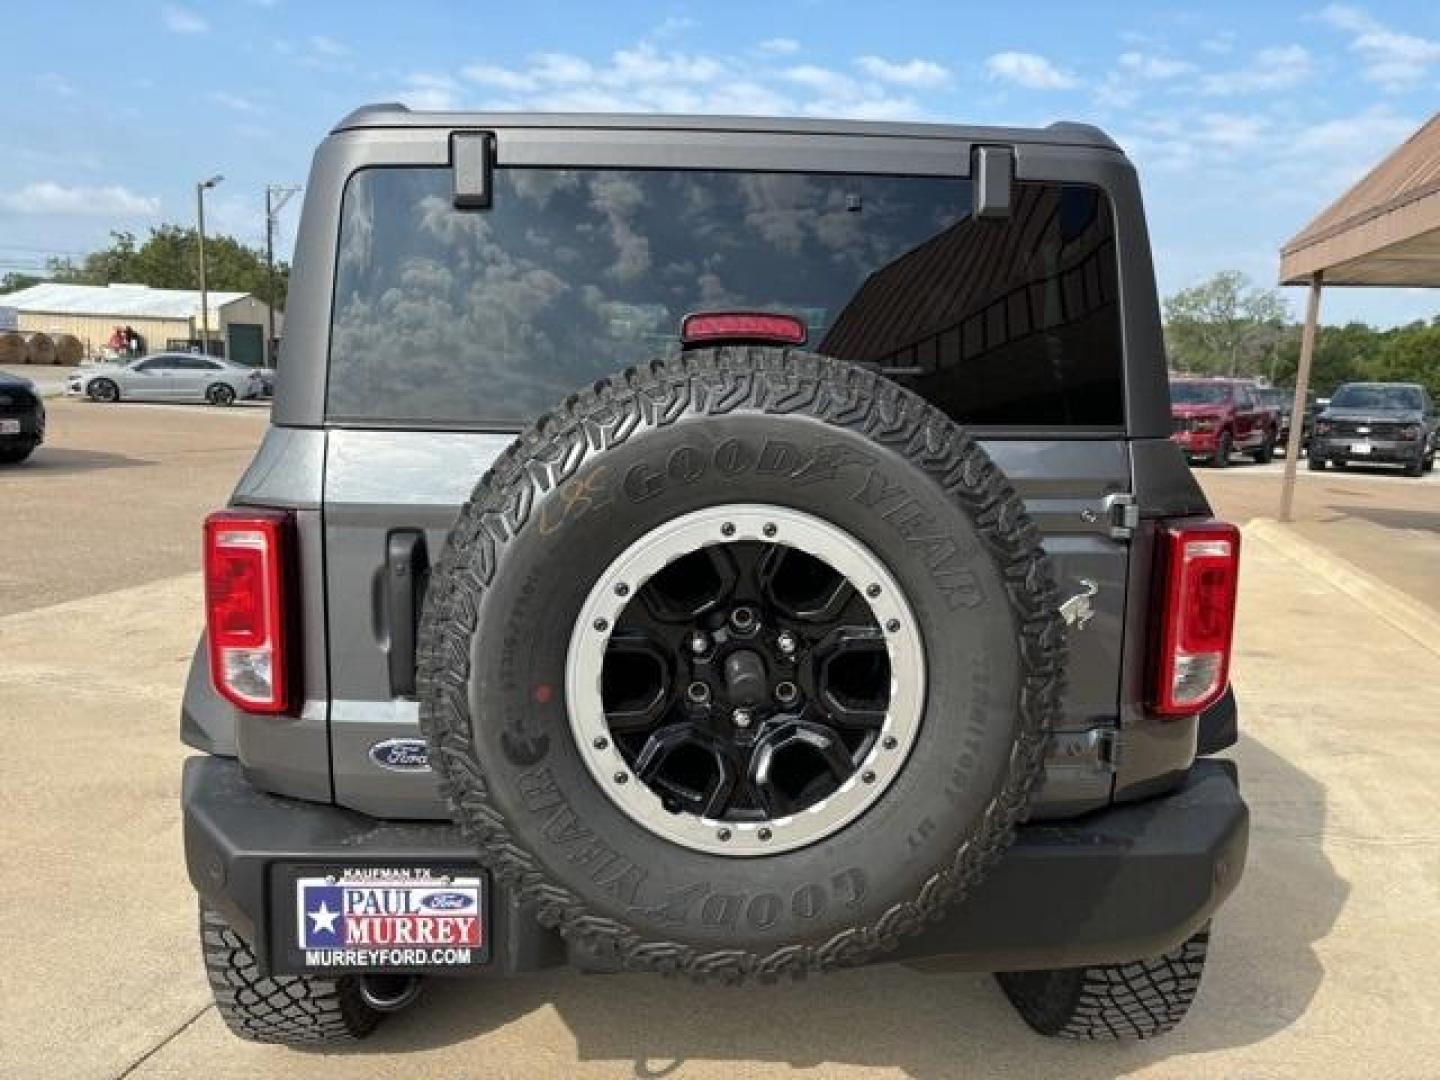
[0,282,277,366]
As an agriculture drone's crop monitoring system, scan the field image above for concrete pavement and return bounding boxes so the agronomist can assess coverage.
[0,397,268,615]
[1196,455,1440,613]
[6,403,1440,1077]
[4,525,1440,1077]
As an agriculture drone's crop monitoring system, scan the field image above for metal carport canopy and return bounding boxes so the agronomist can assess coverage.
[1275,111,1440,520]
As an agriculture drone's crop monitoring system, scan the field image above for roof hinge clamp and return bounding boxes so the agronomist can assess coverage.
[972,145,1015,219]
[1102,492,1139,540]
[452,130,496,209]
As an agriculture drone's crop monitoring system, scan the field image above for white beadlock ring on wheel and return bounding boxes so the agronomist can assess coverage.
[566,503,926,857]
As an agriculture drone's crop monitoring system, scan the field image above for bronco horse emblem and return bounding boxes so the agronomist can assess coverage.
[1059,578,1099,630]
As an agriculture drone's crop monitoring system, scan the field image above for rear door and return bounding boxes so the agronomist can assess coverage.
[318,155,1135,820]
[170,356,216,400]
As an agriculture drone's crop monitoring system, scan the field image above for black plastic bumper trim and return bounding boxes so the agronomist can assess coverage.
[184,755,1246,976]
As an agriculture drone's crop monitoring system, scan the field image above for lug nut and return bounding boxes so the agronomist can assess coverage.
[775,681,799,705]
[777,630,797,656]
[687,681,712,704]
[732,707,753,729]
[689,631,710,656]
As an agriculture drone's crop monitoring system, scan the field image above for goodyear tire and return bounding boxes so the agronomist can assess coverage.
[418,348,1065,980]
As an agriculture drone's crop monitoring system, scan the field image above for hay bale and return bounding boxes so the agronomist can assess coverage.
[25,332,55,366]
[52,333,84,367]
[0,331,25,367]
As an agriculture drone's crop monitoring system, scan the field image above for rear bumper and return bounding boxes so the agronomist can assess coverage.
[184,755,1247,976]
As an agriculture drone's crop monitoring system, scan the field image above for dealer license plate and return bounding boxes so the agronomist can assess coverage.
[0,420,20,435]
[1350,442,1372,455]
[280,865,488,973]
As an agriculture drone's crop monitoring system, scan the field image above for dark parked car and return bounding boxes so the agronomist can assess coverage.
[1254,386,1315,454]
[1309,382,1436,476]
[1170,378,1278,467]
[0,370,45,464]
[182,107,1248,1046]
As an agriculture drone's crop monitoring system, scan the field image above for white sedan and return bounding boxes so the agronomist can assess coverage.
[67,354,262,406]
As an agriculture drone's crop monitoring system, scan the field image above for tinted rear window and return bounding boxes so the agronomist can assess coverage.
[327,167,1123,428]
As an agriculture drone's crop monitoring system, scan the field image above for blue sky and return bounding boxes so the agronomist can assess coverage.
[2,1,1437,326]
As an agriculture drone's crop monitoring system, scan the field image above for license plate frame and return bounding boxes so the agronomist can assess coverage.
[1349,441,1372,455]
[271,862,489,975]
[0,419,20,435]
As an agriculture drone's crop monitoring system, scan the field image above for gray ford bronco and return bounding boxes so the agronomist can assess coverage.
[183,107,1249,1046]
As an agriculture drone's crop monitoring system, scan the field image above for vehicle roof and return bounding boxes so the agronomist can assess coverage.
[332,104,1120,151]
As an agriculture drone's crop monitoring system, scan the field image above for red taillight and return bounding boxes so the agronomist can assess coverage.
[1150,520,1240,716]
[204,509,294,714]
[680,311,808,347]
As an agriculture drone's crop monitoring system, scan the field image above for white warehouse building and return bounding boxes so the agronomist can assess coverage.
[0,282,279,366]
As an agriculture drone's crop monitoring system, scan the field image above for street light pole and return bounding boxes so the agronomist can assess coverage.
[264,183,300,367]
[196,174,223,355]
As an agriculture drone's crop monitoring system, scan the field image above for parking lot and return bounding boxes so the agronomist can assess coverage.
[4,398,1440,1078]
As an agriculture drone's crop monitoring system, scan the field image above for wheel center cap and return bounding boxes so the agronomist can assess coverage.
[722,648,768,707]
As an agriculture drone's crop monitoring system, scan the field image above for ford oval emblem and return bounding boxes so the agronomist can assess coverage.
[421,891,472,911]
[368,738,431,772]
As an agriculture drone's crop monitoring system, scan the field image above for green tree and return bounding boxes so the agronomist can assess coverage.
[1366,320,1440,401]
[1163,271,1289,377]
[0,271,44,293]
[1270,321,1379,396]
[36,226,288,309]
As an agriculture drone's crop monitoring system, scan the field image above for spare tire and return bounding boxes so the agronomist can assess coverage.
[419,347,1065,980]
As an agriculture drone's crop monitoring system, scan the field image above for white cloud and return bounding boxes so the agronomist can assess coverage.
[394,73,462,111]
[211,91,259,113]
[1117,51,1196,79]
[161,5,208,34]
[1199,44,1313,95]
[459,43,927,120]
[463,63,537,92]
[855,56,950,88]
[758,38,800,56]
[1319,4,1440,91]
[309,35,348,57]
[1197,112,1266,148]
[0,182,160,217]
[984,51,1080,90]
[38,72,77,98]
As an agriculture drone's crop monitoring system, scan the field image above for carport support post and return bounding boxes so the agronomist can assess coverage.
[1279,272,1323,523]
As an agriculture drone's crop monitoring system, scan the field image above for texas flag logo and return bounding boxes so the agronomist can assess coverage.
[297,876,482,950]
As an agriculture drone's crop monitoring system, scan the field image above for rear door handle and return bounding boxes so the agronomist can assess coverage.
[385,530,429,698]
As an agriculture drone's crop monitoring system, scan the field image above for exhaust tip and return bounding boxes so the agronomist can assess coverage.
[358,974,423,1013]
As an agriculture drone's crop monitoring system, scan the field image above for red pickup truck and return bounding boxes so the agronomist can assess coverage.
[1170,378,1279,467]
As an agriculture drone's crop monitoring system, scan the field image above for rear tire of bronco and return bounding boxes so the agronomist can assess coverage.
[996,924,1210,1040]
[199,903,383,1044]
[419,347,1066,982]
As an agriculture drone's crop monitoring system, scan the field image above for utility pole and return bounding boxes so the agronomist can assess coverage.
[196,174,223,355]
[264,184,300,367]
